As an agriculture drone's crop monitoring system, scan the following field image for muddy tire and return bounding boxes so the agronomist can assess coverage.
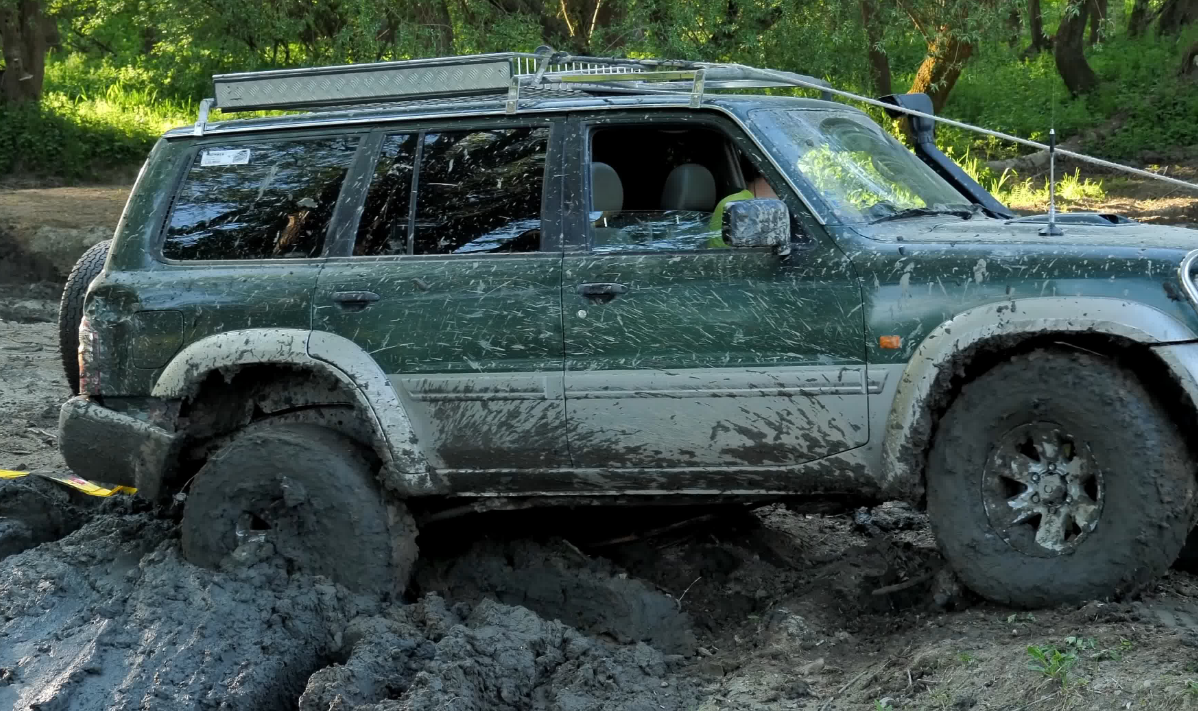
[57,239,111,394]
[181,423,416,596]
[927,349,1196,607]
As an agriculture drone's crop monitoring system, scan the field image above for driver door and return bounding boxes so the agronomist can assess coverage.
[561,112,869,481]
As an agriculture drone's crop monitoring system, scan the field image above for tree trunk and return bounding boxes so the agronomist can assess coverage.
[1027,0,1052,54]
[1007,6,1023,48]
[0,0,55,103]
[860,0,892,96]
[1088,0,1107,44]
[1054,0,1099,96]
[412,0,453,55]
[909,31,973,114]
[1128,0,1150,36]
[1181,40,1198,75]
[1158,0,1198,35]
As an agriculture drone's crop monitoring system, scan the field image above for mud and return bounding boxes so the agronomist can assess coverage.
[6,274,1198,708]
[415,538,698,655]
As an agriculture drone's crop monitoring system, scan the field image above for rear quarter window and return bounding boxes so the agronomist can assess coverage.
[162,136,360,261]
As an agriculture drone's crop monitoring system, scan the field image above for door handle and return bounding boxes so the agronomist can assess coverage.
[332,290,381,308]
[576,282,629,302]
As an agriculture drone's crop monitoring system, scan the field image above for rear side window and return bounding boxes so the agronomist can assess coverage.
[163,137,360,260]
[413,128,547,255]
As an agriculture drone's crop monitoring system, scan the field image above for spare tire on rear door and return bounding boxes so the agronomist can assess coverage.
[58,239,111,394]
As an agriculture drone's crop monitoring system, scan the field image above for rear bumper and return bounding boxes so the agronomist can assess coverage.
[58,396,178,500]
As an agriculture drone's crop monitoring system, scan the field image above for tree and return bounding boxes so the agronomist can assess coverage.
[1157,0,1198,35]
[1088,0,1107,44]
[900,0,979,114]
[1181,39,1198,75]
[1128,0,1151,36]
[0,0,58,102]
[1054,0,1098,95]
[860,0,892,95]
[1026,0,1052,54]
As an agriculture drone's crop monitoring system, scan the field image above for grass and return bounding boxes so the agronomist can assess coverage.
[946,144,1109,213]
[0,57,194,180]
[1027,644,1079,688]
[935,23,1198,161]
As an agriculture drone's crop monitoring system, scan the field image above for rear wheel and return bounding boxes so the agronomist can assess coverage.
[57,239,111,394]
[926,349,1196,607]
[180,423,416,596]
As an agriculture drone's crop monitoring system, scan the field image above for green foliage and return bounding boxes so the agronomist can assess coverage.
[6,0,1198,180]
[1026,644,1078,687]
[0,58,192,178]
[935,23,1198,161]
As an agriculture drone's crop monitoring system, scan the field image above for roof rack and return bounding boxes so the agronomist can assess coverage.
[193,47,834,134]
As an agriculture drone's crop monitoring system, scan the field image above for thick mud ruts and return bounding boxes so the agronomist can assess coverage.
[415,539,698,656]
[300,596,697,711]
[0,502,374,711]
[0,498,698,711]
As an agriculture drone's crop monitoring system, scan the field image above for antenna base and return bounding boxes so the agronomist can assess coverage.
[1038,223,1064,237]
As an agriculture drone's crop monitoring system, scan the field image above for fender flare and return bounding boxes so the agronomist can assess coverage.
[152,328,440,496]
[880,297,1198,496]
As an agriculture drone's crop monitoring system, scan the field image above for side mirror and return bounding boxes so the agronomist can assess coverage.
[722,198,790,254]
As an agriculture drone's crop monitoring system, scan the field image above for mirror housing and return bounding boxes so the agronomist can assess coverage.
[722,198,790,254]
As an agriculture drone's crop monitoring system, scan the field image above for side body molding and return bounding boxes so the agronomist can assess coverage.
[152,328,439,496]
[880,297,1198,496]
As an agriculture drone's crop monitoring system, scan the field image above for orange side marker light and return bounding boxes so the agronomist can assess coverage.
[879,335,902,350]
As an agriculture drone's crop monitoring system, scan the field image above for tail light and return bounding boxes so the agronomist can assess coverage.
[78,313,102,395]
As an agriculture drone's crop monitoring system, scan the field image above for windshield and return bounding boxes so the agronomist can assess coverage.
[749,108,971,223]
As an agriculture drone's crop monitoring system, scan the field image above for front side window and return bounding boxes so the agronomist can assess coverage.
[586,124,780,254]
[412,127,548,255]
[749,108,969,223]
[163,137,360,260]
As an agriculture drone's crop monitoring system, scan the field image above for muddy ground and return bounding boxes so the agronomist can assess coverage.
[4,179,1198,711]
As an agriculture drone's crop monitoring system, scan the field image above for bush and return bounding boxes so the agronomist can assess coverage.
[0,58,193,180]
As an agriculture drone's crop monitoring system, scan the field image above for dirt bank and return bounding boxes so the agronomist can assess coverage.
[0,184,130,280]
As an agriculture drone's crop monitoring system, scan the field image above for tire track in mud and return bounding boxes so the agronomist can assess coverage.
[0,501,364,710]
[0,490,701,711]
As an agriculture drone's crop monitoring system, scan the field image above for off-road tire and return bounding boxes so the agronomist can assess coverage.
[58,239,111,394]
[927,349,1196,608]
[181,423,417,596]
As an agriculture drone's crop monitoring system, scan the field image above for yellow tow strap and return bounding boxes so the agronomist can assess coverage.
[0,469,137,497]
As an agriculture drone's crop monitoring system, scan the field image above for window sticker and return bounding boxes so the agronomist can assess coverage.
[200,148,252,167]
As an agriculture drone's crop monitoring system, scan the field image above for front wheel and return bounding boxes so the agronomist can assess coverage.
[180,423,417,596]
[927,349,1196,607]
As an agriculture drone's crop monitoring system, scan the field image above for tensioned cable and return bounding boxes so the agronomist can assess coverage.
[714,63,1198,194]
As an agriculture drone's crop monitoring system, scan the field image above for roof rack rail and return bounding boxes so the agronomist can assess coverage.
[198,47,835,132]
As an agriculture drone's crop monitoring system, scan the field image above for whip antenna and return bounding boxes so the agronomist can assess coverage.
[1040,129,1063,235]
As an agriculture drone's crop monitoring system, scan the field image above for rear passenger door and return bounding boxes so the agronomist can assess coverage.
[313,119,568,476]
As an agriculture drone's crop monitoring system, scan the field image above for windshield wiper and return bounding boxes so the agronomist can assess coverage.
[869,206,975,224]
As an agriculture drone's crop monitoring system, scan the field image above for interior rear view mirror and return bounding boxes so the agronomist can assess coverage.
[722,199,790,255]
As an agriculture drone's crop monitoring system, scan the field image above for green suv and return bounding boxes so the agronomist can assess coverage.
[56,50,1198,606]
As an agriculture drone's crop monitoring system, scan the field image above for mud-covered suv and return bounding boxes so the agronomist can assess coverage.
[57,50,1198,606]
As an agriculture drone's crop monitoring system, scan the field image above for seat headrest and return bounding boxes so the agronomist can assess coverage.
[591,162,624,213]
[660,163,717,211]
